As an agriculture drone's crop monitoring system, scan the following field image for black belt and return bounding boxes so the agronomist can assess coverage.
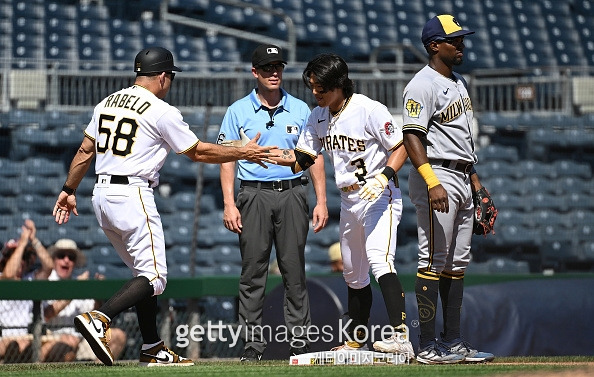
[96,175,129,184]
[240,177,306,192]
[431,159,473,174]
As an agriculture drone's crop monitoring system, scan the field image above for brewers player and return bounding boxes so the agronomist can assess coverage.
[402,15,495,364]
[52,47,275,366]
[269,53,414,358]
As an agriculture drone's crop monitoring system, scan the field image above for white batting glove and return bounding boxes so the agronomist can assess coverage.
[359,174,388,202]
[220,128,250,147]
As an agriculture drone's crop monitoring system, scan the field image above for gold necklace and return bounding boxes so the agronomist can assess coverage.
[329,95,352,127]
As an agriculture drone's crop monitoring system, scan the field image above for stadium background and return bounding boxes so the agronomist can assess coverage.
[0,0,593,362]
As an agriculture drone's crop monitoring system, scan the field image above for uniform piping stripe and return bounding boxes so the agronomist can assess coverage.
[388,140,404,152]
[178,140,199,154]
[385,186,395,273]
[426,187,436,271]
[416,268,440,280]
[402,124,428,133]
[294,147,316,160]
[137,187,160,280]
[441,271,465,280]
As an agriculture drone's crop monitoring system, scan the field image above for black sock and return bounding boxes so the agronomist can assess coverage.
[377,273,406,328]
[415,274,439,347]
[439,275,464,343]
[136,295,161,345]
[347,285,372,341]
[99,276,154,319]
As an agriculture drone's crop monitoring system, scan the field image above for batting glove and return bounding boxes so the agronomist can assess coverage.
[220,128,250,147]
[359,174,388,202]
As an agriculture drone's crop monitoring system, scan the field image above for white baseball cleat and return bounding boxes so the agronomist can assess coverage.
[373,334,415,360]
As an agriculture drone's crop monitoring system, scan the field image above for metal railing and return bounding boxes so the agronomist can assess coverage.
[1,59,593,118]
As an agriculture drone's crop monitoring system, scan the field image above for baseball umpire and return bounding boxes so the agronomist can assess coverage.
[52,47,275,366]
[402,15,497,364]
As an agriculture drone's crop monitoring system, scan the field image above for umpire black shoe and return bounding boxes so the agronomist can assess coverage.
[289,345,309,356]
[240,347,263,362]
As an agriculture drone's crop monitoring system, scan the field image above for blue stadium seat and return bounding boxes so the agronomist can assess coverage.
[24,157,64,177]
[141,19,175,52]
[0,158,23,178]
[205,35,241,63]
[423,0,454,18]
[476,144,519,163]
[174,35,208,71]
[77,3,109,20]
[241,0,274,31]
[207,2,244,27]
[554,160,592,179]
[45,2,76,20]
[0,198,17,215]
[13,1,44,19]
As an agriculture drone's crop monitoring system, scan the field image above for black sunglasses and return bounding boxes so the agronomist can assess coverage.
[56,251,76,262]
[440,36,464,45]
[258,63,285,73]
[165,71,175,81]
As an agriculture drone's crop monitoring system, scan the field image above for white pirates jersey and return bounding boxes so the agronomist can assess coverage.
[295,93,403,189]
[84,85,199,186]
[402,65,477,163]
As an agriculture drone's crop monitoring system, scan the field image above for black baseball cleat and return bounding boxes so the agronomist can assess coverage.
[289,345,310,356]
[240,347,263,362]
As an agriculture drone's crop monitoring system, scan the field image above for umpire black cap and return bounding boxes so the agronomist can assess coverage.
[134,47,182,74]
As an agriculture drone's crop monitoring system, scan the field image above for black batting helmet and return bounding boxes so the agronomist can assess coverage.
[134,47,182,74]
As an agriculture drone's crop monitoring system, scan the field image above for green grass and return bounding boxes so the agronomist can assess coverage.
[1,357,593,377]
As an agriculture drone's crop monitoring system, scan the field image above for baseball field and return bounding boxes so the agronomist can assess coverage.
[1,357,593,377]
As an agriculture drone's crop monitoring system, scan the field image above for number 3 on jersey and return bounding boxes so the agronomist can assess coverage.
[352,158,368,184]
[97,114,138,156]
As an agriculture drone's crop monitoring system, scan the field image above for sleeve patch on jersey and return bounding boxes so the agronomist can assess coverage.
[216,132,226,144]
[405,99,423,118]
[383,121,394,135]
[286,125,299,135]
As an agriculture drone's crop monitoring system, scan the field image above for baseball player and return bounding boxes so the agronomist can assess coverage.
[402,15,495,364]
[268,53,414,358]
[52,47,275,367]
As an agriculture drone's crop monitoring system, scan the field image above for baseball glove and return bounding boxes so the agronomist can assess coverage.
[472,187,498,236]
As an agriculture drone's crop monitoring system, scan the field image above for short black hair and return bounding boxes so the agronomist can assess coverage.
[302,53,354,98]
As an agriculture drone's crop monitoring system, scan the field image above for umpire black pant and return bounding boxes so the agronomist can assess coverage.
[236,181,311,354]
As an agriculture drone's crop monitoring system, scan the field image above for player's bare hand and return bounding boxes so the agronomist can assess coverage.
[429,184,449,213]
[312,203,329,233]
[222,204,243,234]
[242,132,278,168]
[53,191,78,224]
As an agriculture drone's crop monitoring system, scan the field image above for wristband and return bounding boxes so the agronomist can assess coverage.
[417,163,441,189]
[380,166,396,181]
[62,185,76,195]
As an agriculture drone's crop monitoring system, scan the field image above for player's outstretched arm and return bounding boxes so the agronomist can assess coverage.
[186,132,277,168]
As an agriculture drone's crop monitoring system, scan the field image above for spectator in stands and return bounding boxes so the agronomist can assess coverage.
[42,239,127,362]
[328,242,343,273]
[0,220,54,362]
[217,44,328,361]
